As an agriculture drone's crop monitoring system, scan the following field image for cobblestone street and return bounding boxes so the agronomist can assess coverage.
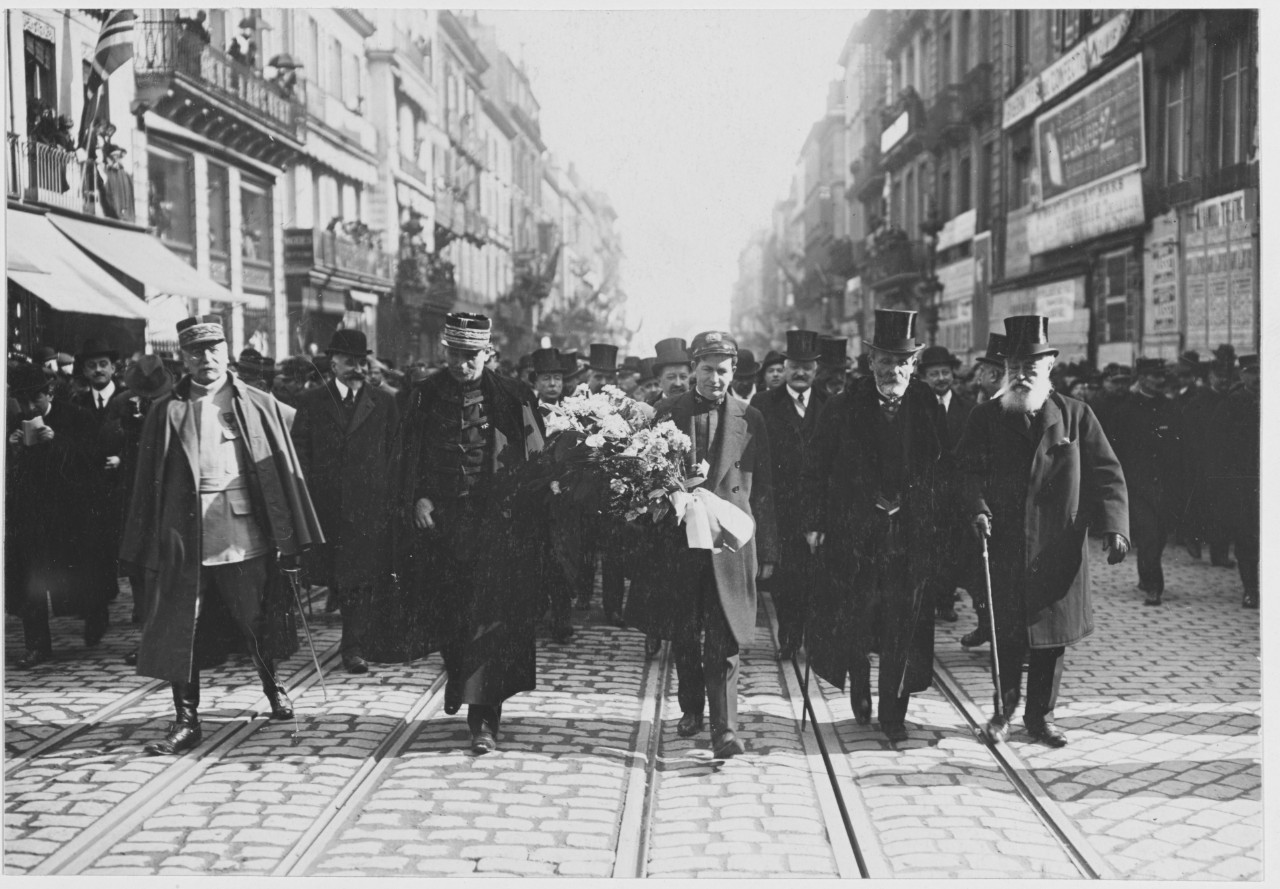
[5,546,1262,878]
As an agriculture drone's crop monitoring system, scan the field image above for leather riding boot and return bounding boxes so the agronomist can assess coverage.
[146,681,203,755]
[255,658,294,720]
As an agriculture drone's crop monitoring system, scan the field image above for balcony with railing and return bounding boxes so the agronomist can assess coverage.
[861,236,929,289]
[285,226,395,284]
[7,135,89,213]
[133,19,304,164]
[303,82,376,155]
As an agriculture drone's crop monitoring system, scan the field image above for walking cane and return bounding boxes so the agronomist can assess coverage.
[283,566,328,703]
[979,532,1005,740]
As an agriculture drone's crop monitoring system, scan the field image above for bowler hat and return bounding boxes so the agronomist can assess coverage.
[917,345,960,370]
[8,363,51,394]
[619,355,643,375]
[77,337,119,362]
[1002,315,1059,360]
[864,309,922,355]
[818,336,850,369]
[782,330,822,362]
[588,343,620,372]
[652,338,692,373]
[326,328,372,357]
[1213,343,1236,367]
[123,354,174,400]
[690,331,738,361]
[734,349,760,380]
[32,345,58,365]
[177,314,225,349]
[1178,350,1201,370]
[975,332,1007,368]
[531,347,563,376]
[760,349,785,370]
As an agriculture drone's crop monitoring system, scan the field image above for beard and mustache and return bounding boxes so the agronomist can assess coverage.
[999,369,1053,414]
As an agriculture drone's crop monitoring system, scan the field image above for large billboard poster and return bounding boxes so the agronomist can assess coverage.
[1142,211,1180,348]
[1181,189,1257,353]
[1035,55,1145,204]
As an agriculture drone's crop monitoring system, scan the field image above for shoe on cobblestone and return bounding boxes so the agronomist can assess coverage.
[342,653,370,674]
[1143,589,1163,606]
[265,687,294,720]
[677,712,704,737]
[145,720,202,755]
[961,626,990,648]
[881,722,909,743]
[84,617,108,648]
[16,649,51,670]
[470,729,497,755]
[124,650,138,666]
[606,609,627,628]
[644,634,662,659]
[1025,719,1067,747]
[712,730,745,758]
[851,695,872,726]
[1185,539,1203,559]
[552,625,576,644]
[778,641,797,661]
[983,716,1009,744]
[1243,592,1259,609]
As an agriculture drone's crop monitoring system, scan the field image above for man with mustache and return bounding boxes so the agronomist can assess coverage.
[957,315,1129,747]
[291,329,399,674]
[751,329,827,661]
[802,309,946,743]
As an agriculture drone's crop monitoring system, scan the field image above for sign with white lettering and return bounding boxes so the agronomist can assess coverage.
[1003,10,1134,129]
[1036,56,1145,203]
[880,110,910,155]
[1143,211,1180,343]
[1181,189,1257,352]
[935,209,976,252]
[1026,171,1144,254]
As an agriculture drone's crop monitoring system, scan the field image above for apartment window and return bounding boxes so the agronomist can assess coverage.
[148,146,196,264]
[1212,35,1252,169]
[890,177,903,228]
[904,169,916,233]
[1051,11,1086,53]
[1160,63,1190,182]
[1010,147,1032,209]
[940,26,953,87]
[957,12,971,74]
[240,180,273,292]
[1101,252,1130,343]
[938,166,951,222]
[208,163,231,281]
[1011,11,1031,87]
[329,37,343,101]
[958,154,972,214]
[903,44,915,93]
[24,31,56,113]
[307,17,320,79]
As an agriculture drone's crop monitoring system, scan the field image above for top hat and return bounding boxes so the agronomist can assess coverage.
[8,363,51,394]
[782,329,821,362]
[326,328,371,357]
[917,345,961,370]
[638,356,657,383]
[619,355,643,376]
[734,349,761,380]
[531,347,563,376]
[77,337,119,361]
[760,349,785,370]
[124,354,174,400]
[177,314,225,349]
[864,309,922,355]
[560,349,581,376]
[818,336,850,368]
[235,348,275,379]
[690,331,738,361]
[975,332,1008,368]
[442,313,491,351]
[588,343,620,372]
[1239,354,1259,370]
[1135,357,1168,377]
[1002,315,1059,360]
[652,337,692,372]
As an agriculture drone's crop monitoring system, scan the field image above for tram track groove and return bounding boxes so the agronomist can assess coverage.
[611,637,672,878]
[29,649,341,876]
[931,658,1117,880]
[280,671,449,875]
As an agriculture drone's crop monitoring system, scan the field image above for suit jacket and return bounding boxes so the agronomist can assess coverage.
[751,384,827,534]
[939,389,976,452]
[957,391,1128,647]
[628,392,778,647]
[291,381,399,588]
[72,385,132,538]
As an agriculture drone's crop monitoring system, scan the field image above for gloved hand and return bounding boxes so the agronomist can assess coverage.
[972,513,992,540]
[1104,533,1129,565]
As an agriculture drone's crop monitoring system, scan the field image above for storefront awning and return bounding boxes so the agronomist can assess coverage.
[48,215,244,304]
[6,210,148,321]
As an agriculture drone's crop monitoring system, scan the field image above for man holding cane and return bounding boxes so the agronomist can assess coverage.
[957,315,1129,747]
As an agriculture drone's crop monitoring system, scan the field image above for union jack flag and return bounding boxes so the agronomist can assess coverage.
[86,9,136,93]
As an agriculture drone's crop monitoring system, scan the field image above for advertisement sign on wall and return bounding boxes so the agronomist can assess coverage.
[1181,189,1257,353]
[1027,170,1144,254]
[1005,207,1031,277]
[936,256,975,356]
[1035,55,1145,204]
[1142,211,1180,347]
[990,276,1088,363]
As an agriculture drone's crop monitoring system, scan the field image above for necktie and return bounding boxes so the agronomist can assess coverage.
[97,393,105,410]
[795,391,806,418]
[343,389,355,409]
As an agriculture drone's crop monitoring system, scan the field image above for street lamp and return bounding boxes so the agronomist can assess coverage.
[919,213,944,347]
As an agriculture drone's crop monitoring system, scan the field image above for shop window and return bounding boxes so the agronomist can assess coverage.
[1211,34,1252,169]
[148,146,196,265]
[241,181,273,293]
[1160,63,1190,183]
[1101,252,1130,343]
[208,163,231,284]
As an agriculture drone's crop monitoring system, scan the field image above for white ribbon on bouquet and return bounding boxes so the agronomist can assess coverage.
[669,488,755,553]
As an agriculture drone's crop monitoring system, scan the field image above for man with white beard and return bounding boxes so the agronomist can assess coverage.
[957,315,1130,747]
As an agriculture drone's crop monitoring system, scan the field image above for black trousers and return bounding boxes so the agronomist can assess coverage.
[1129,495,1167,592]
[333,585,368,655]
[848,554,913,727]
[1236,516,1259,597]
[23,590,110,655]
[772,537,812,650]
[674,554,740,736]
[993,637,1065,725]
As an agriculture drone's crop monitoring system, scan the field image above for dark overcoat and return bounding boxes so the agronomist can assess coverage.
[1206,384,1259,539]
[956,391,1129,648]
[72,386,133,572]
[800,377,945,694]
[1103,390,1180,515]
[290,381,399,588]
[750,384,827,533]
[625,392,779,647]
[376,369,544,704]
[1175,386,1224,534]
[119,374,324,683]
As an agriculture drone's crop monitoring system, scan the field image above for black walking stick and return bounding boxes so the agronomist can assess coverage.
[283,566,328,703]
[978,532,1006,741]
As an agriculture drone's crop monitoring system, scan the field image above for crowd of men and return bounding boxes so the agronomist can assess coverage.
[5,308,1260,759]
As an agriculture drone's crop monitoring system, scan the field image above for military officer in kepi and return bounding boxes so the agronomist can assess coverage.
[802,309,946,743]
[121,315,324,755]
[389,312,546,754]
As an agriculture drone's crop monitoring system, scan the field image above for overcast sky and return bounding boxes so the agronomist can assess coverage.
[481,9,861,355]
